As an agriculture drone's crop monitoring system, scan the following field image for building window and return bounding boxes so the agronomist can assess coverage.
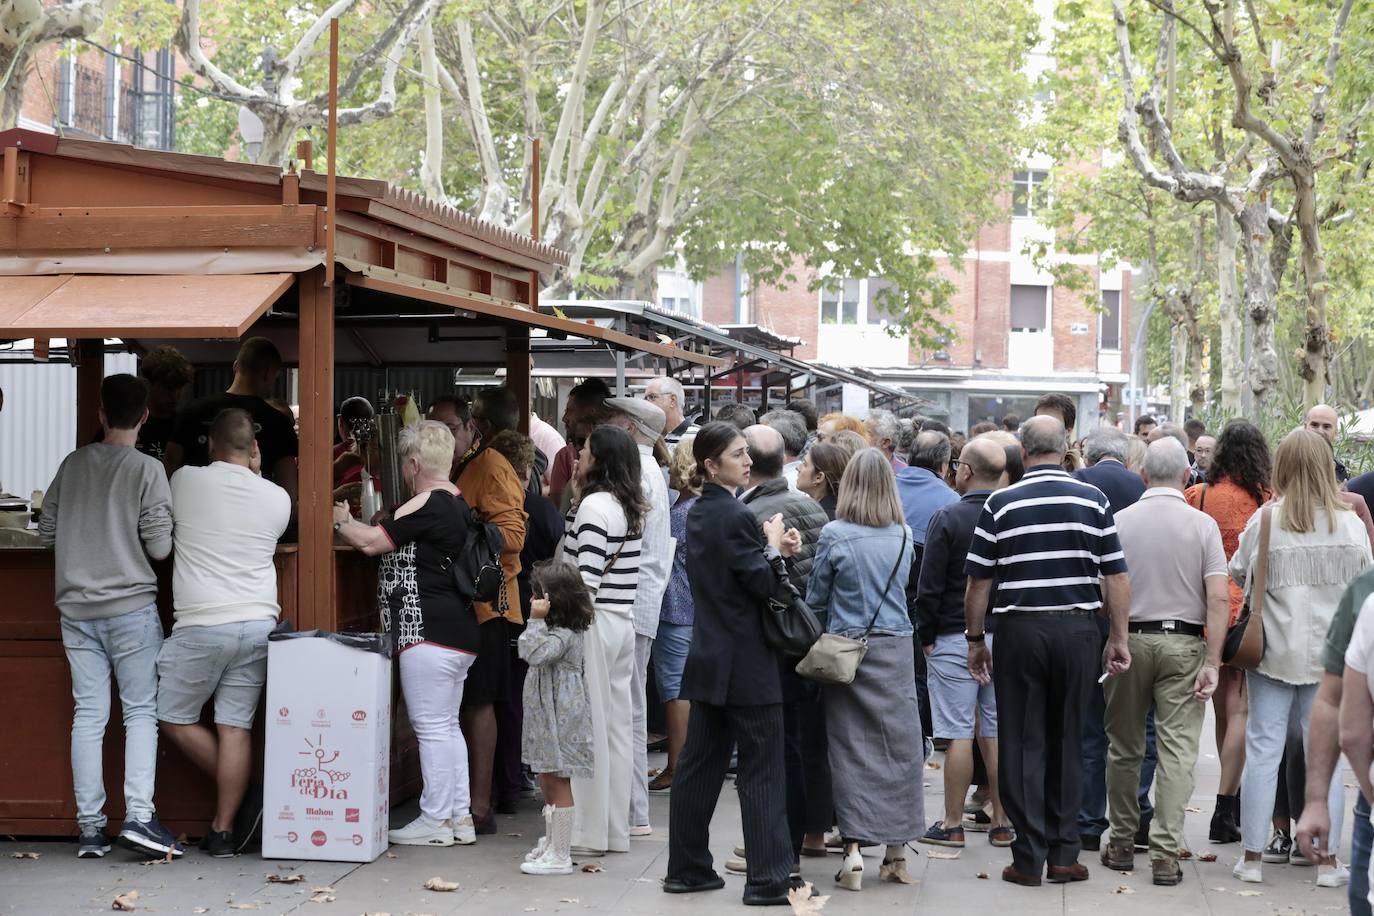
[821,277,897,326]
[867,278,894,325]
[1011,169,1050,218]
[1010,284,1048,332]
[821,278,861,325]
[1100,289,1121,350]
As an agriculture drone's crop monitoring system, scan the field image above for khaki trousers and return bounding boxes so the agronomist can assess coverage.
[1103,632,1205,858]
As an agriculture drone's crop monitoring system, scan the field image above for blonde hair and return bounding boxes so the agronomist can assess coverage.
[836,448,905,528]
[1124,435,1147,473]
[398,420,456,479]
[1273,427,1349,533]
[830,429,869,462]
[974,429,1017,448]
[819,412,872,442]
[669,436,702,498]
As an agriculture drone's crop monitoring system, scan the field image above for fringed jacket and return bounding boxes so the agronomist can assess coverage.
[1230,501,1372,685]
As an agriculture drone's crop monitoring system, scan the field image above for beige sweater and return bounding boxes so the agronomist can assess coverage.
[1230,502,1371,685]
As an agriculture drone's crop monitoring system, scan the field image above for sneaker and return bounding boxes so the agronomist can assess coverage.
[1317,861,1351,887]
[388,815,455,847]
[630,824,653,837]
[1261,830,1291,864]
[77,829,111,859]
[202,829,236,858]
[989,826,1015,848]
[571,845,606,857]
[116,817,184,859]
[453,814,477,846]
[725,856,748,875]
[919,820,966,848]
[1232,857,1262,883]
[1290,845,1315,866]
[1100,841,1134,872]
[520,846,574,876]
[1152,856,1183,887]
[1134,817,1151,852]
[232,783,264,854]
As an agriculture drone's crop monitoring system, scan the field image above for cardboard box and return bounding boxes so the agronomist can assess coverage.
[262,632,391,863]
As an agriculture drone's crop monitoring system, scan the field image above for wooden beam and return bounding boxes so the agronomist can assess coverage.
[2,148,29,214]
[324,17,338,288]
[506,327,531,435]
[0,206,319,251]
[296,140,314,172]
[296,268,336,630]
[74,340,103,447]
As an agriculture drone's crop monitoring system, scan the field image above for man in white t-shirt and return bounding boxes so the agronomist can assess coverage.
[159,408,291,858]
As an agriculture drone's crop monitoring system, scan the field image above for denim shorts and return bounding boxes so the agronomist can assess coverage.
[927,631,998,740]
[156,619,275,729]
[653,621,693,702]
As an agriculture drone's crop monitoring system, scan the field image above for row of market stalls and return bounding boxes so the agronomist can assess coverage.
[0,129,926,837]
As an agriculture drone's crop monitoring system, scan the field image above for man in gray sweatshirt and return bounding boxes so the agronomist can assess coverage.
[39,373,182,861]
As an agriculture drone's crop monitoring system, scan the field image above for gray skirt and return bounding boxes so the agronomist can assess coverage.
[822,633,926,845]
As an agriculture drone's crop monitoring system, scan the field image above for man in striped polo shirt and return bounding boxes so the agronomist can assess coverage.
[964,415,1132,887]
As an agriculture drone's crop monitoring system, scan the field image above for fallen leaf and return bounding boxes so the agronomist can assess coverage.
[559,899,579,904]
[1237,890,1263,897]
[112,890,140,911]
[309,892,336,904]
[267,873,305,884]
[1179,849,1193,859]
[976,871,989,879]
[423,877,460,892]
[385,852,398,859]
[925,849,961,859]
[1210,886,1228,892]
[507,833,523,838]
[1198,852,1218,862]
[1184,806,1202,813]
[926,761,942,770]
[524,909,539,913]
[1114,885,1135,894]
[228,904,260,911]
[193,909,210,914]
[311,887,335,894]
[787,880,829,915]
[12,851,39,859]
[581,862,603,873]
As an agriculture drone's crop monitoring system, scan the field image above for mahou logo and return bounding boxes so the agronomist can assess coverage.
[290,734,352,800]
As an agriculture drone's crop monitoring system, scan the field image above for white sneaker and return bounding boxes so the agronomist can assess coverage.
[520,846,573,876]
[1232,858,1262,883]
[452,814,477,846]
[571,845,606,857]
[630,824,653,837]
[1317,861,1351,888]
[389,815,454,847]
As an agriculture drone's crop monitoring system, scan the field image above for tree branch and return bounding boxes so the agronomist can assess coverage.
[282,0,357,76]
[1304,0,1355,148]
[175,0,269,102]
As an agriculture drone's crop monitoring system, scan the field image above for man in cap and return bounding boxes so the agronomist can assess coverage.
[604,397,673,837]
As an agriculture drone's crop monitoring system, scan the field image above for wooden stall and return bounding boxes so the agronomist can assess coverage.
[0,129,725,836]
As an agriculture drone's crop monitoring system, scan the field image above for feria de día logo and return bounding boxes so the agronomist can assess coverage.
[292,733,352,800]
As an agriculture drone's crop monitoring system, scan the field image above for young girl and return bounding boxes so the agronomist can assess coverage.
[518,559,595,876]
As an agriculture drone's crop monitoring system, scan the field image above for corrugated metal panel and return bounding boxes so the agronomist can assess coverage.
[0,353,138,501]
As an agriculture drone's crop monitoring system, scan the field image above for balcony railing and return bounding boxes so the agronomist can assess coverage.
[54,55,174,150]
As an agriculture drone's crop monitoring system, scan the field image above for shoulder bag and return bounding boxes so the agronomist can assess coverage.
[1223,504,1272,668]
[796,527,908,685]
[761,573,823,658]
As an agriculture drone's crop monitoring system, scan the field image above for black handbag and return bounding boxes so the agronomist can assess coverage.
[1223,504,1272,668]
[761,571,823,657]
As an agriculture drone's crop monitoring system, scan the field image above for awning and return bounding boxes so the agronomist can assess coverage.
[0,273,294,338]
[344,266,726,369]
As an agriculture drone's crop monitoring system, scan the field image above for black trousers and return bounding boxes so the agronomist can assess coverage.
[992,612,1098,874]
[668,701,792,897]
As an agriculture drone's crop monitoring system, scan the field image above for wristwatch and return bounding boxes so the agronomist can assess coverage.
[964,629,985,643]
[333,520,345,532]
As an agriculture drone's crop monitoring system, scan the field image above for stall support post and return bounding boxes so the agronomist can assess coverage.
[297,268,336,631]
[74,340,103,446]
[507,326,531,434]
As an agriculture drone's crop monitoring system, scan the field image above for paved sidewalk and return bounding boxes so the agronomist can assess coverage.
[2,707,1360,915]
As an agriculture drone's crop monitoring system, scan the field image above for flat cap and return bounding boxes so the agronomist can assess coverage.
[605,396,666,439]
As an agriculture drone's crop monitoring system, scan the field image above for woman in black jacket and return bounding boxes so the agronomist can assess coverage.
[664,422,805,907]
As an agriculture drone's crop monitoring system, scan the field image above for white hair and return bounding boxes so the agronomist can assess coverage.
[1083,427,1129,465]
[398,420,456,479]
[647,376,684,406]
[865,408,899,444]
[1142,436,1190,484]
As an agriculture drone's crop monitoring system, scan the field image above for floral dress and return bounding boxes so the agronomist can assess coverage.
[518,619,594,778]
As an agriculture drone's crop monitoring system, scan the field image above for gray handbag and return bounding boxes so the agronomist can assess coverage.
[795,528,907,685]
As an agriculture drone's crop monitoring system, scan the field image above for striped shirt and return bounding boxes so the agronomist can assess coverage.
[964,465,1127,613]
[561,491,643,616]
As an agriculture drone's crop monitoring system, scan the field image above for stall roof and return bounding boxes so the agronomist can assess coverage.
[0,273,293,338]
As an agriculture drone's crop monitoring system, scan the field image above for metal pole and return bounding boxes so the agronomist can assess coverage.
[614,317,627,396]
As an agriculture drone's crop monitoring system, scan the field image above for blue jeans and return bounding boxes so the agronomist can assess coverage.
[1080,681,1156,835]
[1352,793,1371,916]
[60,604,163,830]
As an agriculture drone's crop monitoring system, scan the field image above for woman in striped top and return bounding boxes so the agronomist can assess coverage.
[561,425,646,856]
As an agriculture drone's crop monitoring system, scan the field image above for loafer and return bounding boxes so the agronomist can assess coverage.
[1002,865,1042,887]
[1152,856,1183,886]
[919,820,966,848]
[648,769,674,792]
[743,877,818,906]
[1047,863,1090,883]
[663,873,726,894]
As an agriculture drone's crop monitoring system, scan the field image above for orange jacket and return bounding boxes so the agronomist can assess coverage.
[457,447,527,625]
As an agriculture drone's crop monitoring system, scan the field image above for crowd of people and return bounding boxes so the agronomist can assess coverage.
[40,342,1374,911]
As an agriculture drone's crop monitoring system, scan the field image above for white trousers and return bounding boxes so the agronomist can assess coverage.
[630,632,654,828]
[572,611,636,852]
[400,643,476,824]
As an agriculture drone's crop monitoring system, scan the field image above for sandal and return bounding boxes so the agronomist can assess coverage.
[835,850,863,891]
[880,856,915,884]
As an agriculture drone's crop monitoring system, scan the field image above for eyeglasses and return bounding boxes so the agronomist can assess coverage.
[949,459,964,471]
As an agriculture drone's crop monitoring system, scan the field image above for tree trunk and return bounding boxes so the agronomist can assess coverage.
[0,44,34,130]
[1215,203,1243,412]
[1292,167,1331,407]
[1240,200,1281,408]
[255,110,297,167]
[1170,319,1189,424]
[417,23,445,202]
[1186,307,1205,416]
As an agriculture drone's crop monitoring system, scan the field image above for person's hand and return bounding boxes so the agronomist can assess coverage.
[1193,663,1219,702]
[968,642,992,685]
[779,527,802,558]
[332,501,352,526]
[1105,636,1131,675]
[1295,799,1333,864]
[332,482,363,516]
[249,441,263,475]
[529,597,550,620]
[923,643,935,658]
[762,513,786,548]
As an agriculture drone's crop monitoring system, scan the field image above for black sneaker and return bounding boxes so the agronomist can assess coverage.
[77,828,111,858]
[1134,816,1152,852]
[116,816,184,859]
[232,784,264,854]
[203,829,236,858]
